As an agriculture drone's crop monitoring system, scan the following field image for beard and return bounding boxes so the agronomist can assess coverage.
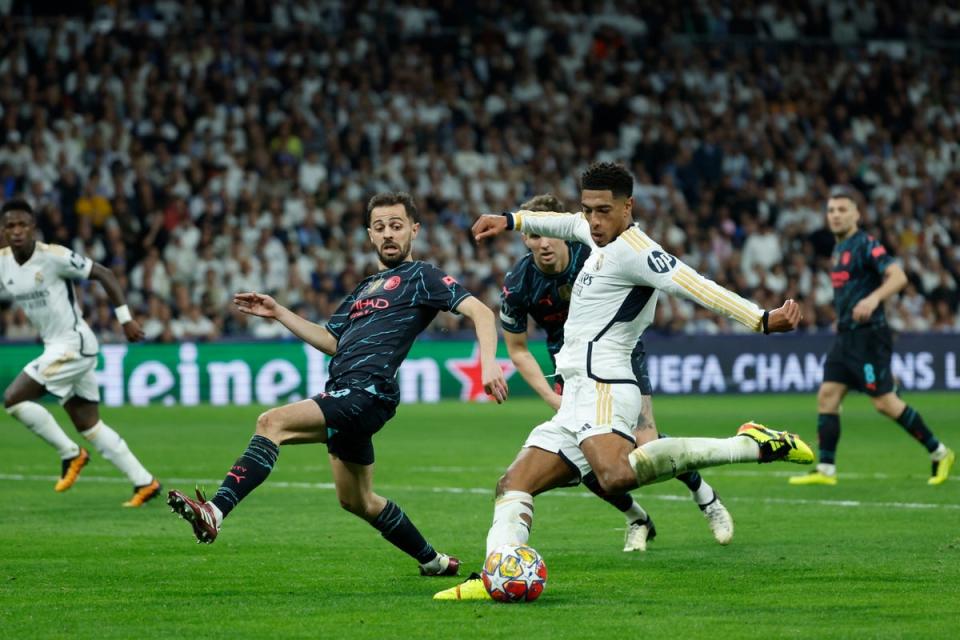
[377,240,411,268]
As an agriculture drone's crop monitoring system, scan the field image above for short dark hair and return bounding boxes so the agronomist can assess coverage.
[365,191,419,227]
[828,184,865,212]
[580,162,634,199]
[1,199,34,218]
[520,193,565,212]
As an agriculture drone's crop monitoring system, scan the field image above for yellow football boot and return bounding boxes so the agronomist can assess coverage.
[433,573,491,601]
[736,422,814,464]
[929,448,955,486]
[55,448,90,492]
[123,478,162,507]
[789,470,838,486]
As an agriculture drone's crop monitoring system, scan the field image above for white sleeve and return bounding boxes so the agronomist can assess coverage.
[511,211,594,246]
[48,244,94,280]
[624,245,765,332]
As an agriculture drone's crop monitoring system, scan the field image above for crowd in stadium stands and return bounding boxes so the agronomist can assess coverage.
[0,1,958,344]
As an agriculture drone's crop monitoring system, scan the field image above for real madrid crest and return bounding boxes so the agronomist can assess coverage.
[593,254,604,271]
[34,271,44,285]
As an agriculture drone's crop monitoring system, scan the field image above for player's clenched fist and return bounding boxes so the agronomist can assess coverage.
[766,299,802,333]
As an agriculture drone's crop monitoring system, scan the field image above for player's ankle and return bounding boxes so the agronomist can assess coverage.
[816,463,836,476]
[208,502,224,526]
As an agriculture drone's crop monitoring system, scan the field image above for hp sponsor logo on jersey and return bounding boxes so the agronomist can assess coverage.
[647,250,677,274]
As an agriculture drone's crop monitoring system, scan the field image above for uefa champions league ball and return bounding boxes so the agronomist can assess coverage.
[481,544,548,603]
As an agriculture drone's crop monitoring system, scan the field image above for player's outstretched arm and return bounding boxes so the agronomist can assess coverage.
[234,292,338,355]
[473,211,592,245]
[503,331,561,410]
[630,248,801,333]
[89,263,145,342]
[510,210,592,244]
[457,296,508,403]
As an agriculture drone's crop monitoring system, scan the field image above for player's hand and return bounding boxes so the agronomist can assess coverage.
[482,361,509,404]
[766,299,802,333]
[234,292,280,319]
[122,320,145,342]
[852,294,879,323]
[472,214,509,242]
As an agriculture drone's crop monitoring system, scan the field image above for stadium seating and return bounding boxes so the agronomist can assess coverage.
[0,1,957,340]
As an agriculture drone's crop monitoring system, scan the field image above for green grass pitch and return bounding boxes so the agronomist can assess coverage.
[1,393,957,639]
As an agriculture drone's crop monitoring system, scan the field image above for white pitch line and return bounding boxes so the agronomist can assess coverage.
[1,473,957,511]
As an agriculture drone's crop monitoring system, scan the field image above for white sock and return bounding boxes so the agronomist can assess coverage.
[208,502,224,525]
[486,490,534,557]
[630,437,758,485]
[80,420,153,486]
[7,401,80,459]
[419,553,451,572]
[931,443,948,461]
[623,501,648,524]
[692,481,714,506]
[816,463,837,476]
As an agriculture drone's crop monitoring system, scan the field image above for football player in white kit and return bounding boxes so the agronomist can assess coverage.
[435,162,813,600]
[1,200,161,507]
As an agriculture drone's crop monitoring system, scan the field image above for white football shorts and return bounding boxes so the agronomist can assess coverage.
[523,375,642,480]
[24,344,100,404]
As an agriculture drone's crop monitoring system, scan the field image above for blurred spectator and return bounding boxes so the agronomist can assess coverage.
[0,1,957,343]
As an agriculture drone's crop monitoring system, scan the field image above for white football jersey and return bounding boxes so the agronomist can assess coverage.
[0,242,99,355]
[511,211,764,383]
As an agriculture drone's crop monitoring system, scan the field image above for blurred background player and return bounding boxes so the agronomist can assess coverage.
[500,193,733,551]
[0,200,160,507]
[166,192,508,576]
[789,186,954,487]
[436,162,810,601]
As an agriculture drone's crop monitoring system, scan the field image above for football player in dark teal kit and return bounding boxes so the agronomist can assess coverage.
[167,192,508,576]
[790,186,954,486]
[501,194,733,550]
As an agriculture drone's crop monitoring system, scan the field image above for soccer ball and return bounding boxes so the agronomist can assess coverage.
[482,544,548,603]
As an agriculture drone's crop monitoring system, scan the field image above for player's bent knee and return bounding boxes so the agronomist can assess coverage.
[595,468,635,495]
[255,410,284,441]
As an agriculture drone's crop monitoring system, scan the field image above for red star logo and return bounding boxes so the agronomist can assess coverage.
[445,344,516,402]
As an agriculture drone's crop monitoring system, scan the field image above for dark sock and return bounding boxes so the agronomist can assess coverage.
[211,435,280,517]
[372,500,437,564]
[895,406,940,452]
[676,471,703,493]
[582,471,634,512]
[817,414,840,464]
